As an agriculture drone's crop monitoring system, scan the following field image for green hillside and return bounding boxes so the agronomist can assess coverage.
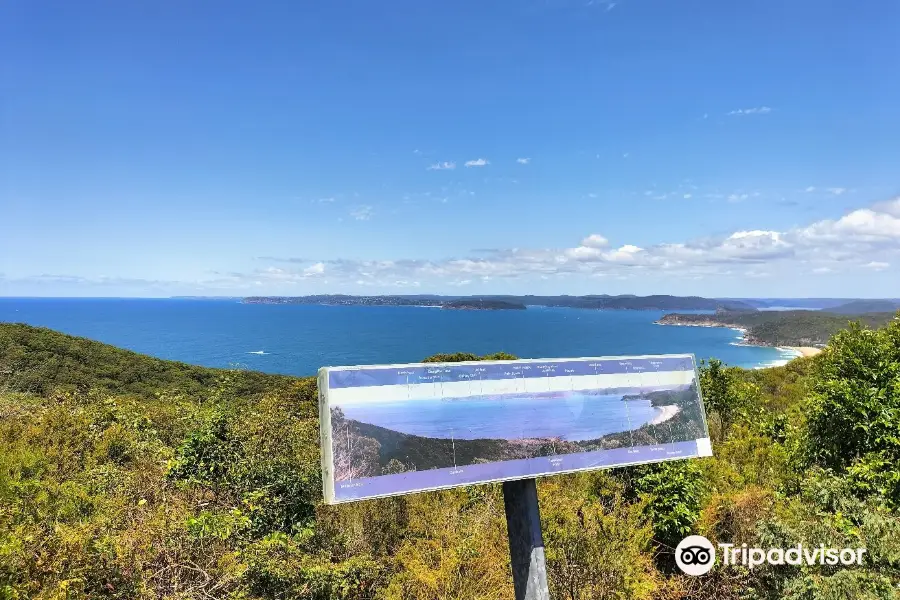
[829,300,900,314]
[658,309,896,347]
[0,322,294,399]
[1,320,899,599]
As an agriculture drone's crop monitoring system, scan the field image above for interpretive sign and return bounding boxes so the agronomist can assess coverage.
[319,354,712,504]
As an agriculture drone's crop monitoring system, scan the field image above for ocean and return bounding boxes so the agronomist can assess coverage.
[0,298,798,376]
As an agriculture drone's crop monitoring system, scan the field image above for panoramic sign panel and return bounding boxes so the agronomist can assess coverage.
[319,354,712,504]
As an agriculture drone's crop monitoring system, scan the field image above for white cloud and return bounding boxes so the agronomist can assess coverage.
[565,246,605,261]
[349,205,374,221]
[728,106,772,116]
[304,262,326,276]
[683,194,692,199]
[581,234,609,248]
[874,197,900,217]
[314,197,335,204]
[85,195,893,291]
[863,261,889,271]
[606,245,644,263]
[806,186,848,196]
[465,158,489,167]
[427,161,456,171]
[516,157,531,164]
[797,205,900,241]
[727,193,749,203]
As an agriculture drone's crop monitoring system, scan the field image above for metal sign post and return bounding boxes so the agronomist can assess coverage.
[503,478,551,600]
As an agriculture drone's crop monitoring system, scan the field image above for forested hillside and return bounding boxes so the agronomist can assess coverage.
[1,321,899,599]
[657,310,895,347]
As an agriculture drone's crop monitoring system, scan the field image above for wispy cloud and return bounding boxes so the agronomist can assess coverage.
[863,261,889,271]
[728,106,772,116]
[805,186,848,196]
[256,256,307,263]
[516,157,531,164]
[304,262,326,276]
[427,161,456,171]
[349,205,374,221]
[313,197,336,204]
[465,158,489,167]
[17,196,900,292]
[240,196,900,287]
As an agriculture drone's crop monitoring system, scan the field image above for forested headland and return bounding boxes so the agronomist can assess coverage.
[1,318,899,599]
[657,309,896,348]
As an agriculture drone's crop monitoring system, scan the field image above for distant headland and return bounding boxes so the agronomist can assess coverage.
[656,306,897,350]
[241,294,756,311]
[441,299,527,310]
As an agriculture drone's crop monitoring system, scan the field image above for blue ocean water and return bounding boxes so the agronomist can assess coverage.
[0,298,796,376]
[339,393,661,441]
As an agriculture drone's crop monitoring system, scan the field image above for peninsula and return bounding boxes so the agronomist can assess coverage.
[441,299,527,310]
[655,310,896,349]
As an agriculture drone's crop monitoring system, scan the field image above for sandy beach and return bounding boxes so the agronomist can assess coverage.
[650,405,680,425]
[783,346,823,358]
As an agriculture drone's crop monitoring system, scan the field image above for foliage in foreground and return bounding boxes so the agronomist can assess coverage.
[1,320,899,599]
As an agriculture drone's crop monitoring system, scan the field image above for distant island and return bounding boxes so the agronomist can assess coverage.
[241,294,756,311]
[656,309,897,348]
[442,299,526,310]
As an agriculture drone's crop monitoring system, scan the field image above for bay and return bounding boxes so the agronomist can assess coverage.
[0,298,796,376]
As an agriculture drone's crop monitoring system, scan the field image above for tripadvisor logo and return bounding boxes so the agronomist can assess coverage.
[675,536,716,576]
[675,535,867,576]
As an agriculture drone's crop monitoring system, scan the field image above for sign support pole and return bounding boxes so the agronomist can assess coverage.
[502,478,551,600]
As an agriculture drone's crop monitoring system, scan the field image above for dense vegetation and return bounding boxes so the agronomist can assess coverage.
[2,319,900,599]
[657,309,896,347]
[441,299,527,310]
[828,300,900,314]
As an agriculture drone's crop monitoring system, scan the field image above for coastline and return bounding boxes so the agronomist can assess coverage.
[781,346,823,358]
[655,320,822,366]
[650,404,680,425]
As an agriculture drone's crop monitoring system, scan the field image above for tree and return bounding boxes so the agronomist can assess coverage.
[699,359,748,441]
[805,316,900,506]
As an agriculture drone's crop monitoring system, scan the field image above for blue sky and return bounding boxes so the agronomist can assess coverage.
[2,0,899,297]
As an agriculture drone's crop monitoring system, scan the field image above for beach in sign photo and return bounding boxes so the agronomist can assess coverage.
[327,375,709,484]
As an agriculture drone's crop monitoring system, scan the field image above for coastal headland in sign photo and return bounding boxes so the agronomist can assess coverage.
[326,372,709,485]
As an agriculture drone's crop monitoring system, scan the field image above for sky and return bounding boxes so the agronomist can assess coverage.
[2,0,899,298]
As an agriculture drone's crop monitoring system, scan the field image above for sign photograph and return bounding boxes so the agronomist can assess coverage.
[319,354,712,504]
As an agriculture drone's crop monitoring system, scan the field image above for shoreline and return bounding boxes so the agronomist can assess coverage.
[650,404,680,425]
[655,320,823,365]
[781,346,823,358]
